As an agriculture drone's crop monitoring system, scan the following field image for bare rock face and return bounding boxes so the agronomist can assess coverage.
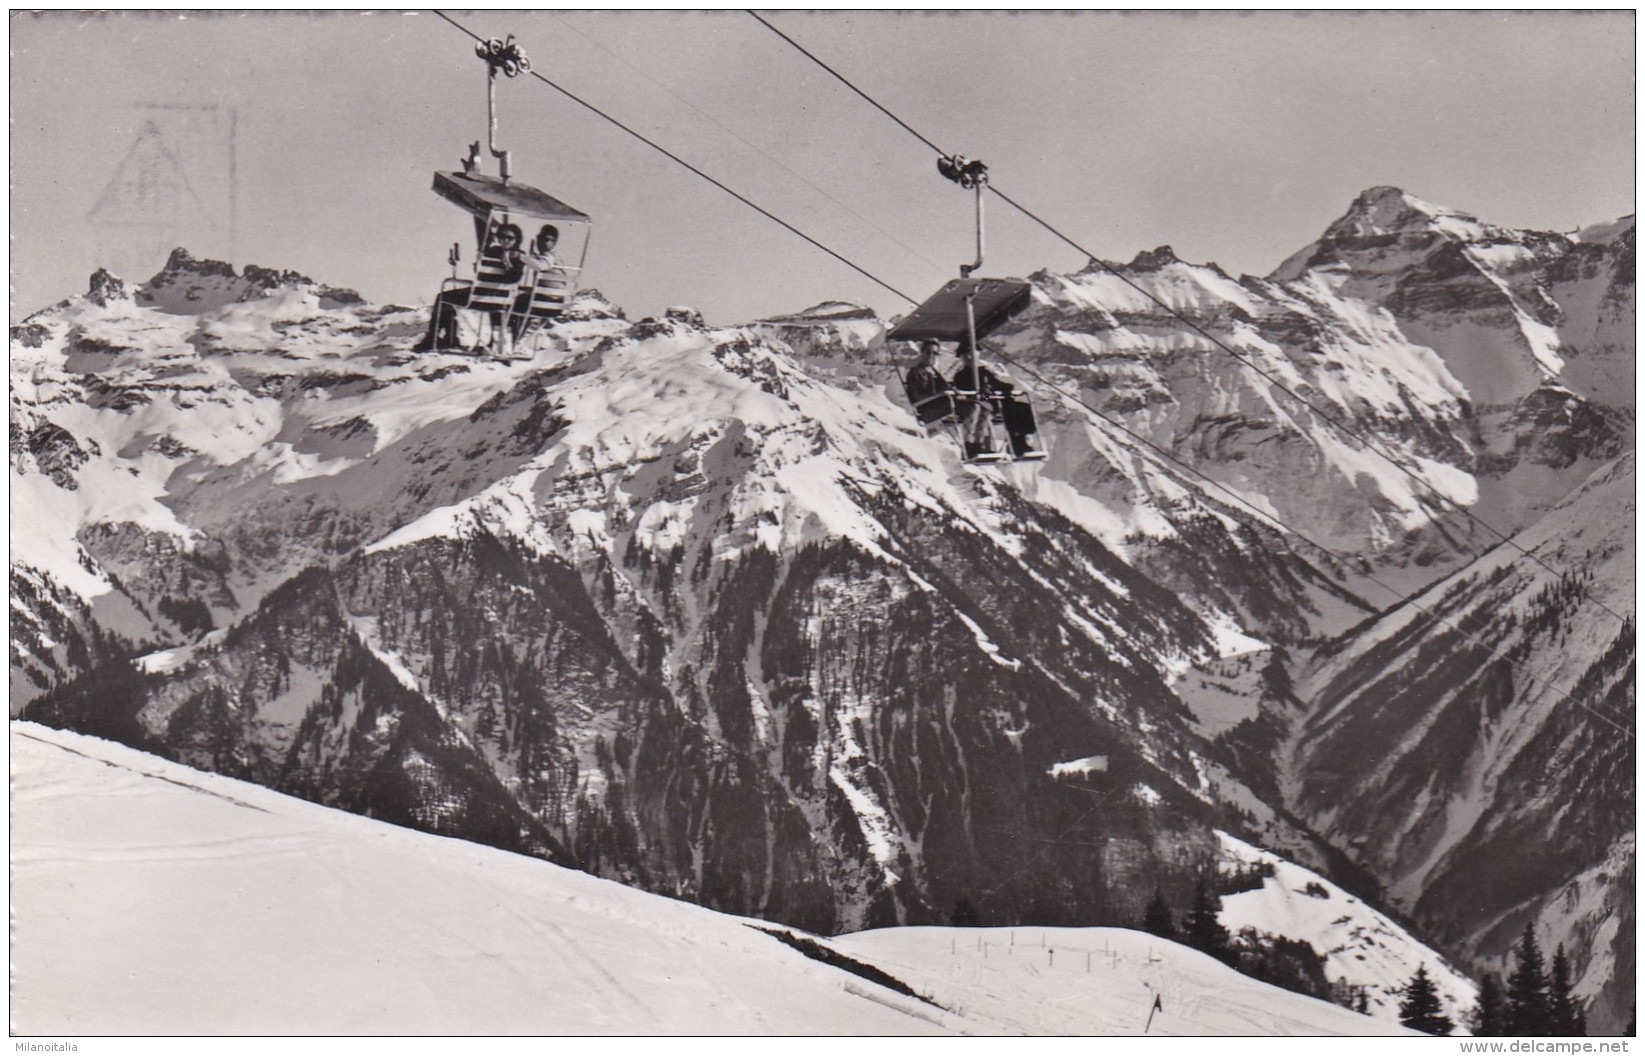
[86,268,130,307]
[664,305,706,329]
[10,190,1635,1028]
[136,247,362,313]
[1127,245,1183,271]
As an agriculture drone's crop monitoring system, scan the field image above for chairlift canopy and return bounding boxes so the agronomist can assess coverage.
[887,277,1034,344]
[433,171,591,224]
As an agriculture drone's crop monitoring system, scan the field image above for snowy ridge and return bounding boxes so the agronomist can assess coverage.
[1031,246,1478,545]
[1008,186,1630,581]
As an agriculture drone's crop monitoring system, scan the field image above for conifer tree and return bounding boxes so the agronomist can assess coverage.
[1183,880,1233,965]
[1472,973,1507,1037]
[1507,924,1552,1036]
[1143,887,1176,941]
[1399,965,1455,1035]
[1549,945,1586,1036]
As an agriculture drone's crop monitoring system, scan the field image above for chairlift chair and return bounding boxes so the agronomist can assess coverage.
[889,154,1046,464]
[421,35,593,359]
[431,171,592,355]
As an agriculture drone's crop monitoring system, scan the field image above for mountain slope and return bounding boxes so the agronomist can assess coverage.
[966,189,1635,1027]
[994,188,1631,612]
[15,256,1280,936]
[1288,453,1635,1031]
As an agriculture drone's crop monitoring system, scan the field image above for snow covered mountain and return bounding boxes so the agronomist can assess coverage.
[965,188,1635,1027]
[1289,453,1635,1032]
[10,189,1633,1030]
[11,722,1411,1035]
[996,187,1631,606]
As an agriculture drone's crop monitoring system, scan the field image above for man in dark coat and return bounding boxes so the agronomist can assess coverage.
[950,343,1045,461]
[905,339,957,424]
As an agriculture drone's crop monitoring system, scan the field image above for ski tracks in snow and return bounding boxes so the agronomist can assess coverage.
[509,905,665,1029]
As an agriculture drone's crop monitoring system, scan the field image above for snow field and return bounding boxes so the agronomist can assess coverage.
[10,722,954,1036]
[12,722,1408,1037]
[835,925,1407,1036]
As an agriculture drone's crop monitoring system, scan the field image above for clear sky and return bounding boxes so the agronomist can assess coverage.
[10,9,1635,325]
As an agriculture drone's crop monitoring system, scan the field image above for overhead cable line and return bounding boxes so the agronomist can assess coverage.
[550,13,953,278]
[745,9,1631,629]
[747,11,947,157]
[433,10,919,306]
[426,13,1631,737]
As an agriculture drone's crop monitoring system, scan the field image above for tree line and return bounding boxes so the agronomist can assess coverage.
[1452,923,1588,1037]
[1400,923,1593,1036]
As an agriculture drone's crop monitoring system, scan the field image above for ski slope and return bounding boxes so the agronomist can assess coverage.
[11,722,1406,1036]
[836,927,1397,1036]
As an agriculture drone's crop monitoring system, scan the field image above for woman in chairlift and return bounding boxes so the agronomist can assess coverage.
[416,222,526,352]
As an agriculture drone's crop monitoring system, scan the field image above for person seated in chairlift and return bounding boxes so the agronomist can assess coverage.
[906,339,947,401]
[525,224,560,268]
[511,224,572,341]
[947,336,1003,458]
[904,339,962,425]
[415,223,526,352]
[949,339,1046,461]
[487,223,528,271]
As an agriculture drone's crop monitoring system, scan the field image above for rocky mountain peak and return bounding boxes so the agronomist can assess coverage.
[134,246,362,313]
[85,267,130,307]
[1269,186,1496,281]
[558,288,626,322]
[154,246,237,280]
[1128,245,1182,271]
[663,305,706,329]
[241,263,363,306]
[1323,185,1483,242]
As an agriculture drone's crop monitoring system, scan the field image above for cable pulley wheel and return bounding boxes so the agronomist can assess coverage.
[477,35,531,77]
